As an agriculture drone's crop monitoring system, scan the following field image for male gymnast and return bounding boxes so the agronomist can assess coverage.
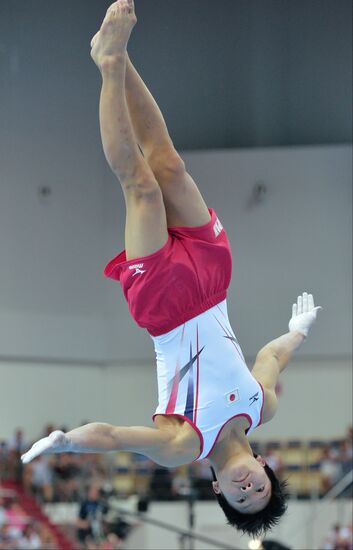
[22,1,322,537]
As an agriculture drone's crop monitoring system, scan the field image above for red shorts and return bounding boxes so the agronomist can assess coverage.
[103,209,232,336]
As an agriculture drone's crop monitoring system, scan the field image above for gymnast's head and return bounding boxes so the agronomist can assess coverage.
[210,454,289,537]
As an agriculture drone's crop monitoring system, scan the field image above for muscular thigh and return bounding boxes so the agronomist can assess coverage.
[161,171,211,227]
[147,148,211,227]
[121,177,168,261]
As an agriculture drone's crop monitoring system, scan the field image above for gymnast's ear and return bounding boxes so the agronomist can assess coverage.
[255,455,266,467]
[212,481,221,494]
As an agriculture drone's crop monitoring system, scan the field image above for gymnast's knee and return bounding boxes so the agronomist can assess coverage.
[147,146,186,186]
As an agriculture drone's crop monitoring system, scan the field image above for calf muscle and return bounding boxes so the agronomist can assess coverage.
[66,422,118,453]
[100,59,151,182]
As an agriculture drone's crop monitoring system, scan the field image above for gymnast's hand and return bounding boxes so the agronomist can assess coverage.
[21,430,71,464]
[288,292,322,337]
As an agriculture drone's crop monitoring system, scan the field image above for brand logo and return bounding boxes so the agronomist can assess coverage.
[225,389,240,405]
[249,392,259,405]
[129,263,146,277]
[213,218,223,238]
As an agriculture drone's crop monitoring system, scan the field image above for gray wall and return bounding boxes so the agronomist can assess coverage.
[0,145,351,362]
[104,145,352,361]
[0,357,351,441]
[0,1,351,362]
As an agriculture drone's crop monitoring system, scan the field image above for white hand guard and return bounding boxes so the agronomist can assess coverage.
[21,430,70,464]
[288,292,322,338]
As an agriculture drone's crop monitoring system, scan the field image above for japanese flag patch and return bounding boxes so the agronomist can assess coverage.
[225,389,240,406]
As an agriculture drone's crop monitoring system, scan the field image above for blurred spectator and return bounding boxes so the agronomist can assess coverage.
[0,497,5,528]
[0,442,9,479]
[321,522,353,550]
[76,484,108,547]
[100,532,123,549]
[42,424,57,438]
[262,445,285,479]
[7,430,27,455]
[189,460,214,499]
[80,453,110,483]
[52,453,81,502]
[29,456,54,503]
[17,522,42,549]
[172,466,192,498]
[0,491,55,548]
[7,429,27,482]
[131,454,153,498]
[0,524,13,550]
[319,446,343,493]
[3,498,28,535]
[84,533,123,550]
[337,439,353,475]
[103,513,133,546]
[149,466,174,500]
[36,523,56,549]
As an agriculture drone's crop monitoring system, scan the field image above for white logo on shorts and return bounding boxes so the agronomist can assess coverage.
[129,263,146,277]
[213,218,223,238]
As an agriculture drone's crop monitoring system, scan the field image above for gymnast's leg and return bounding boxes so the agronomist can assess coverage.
[90,1,210,228]
[88,22,206,231]
[91,6,210,228]
[124,54,211,228]
[90,0,167,260]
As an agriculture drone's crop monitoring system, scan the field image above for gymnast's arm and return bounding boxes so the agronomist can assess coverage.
[252,331,305,392]
[251,292,322,420]
[251,332,304,422]
[21,423,174,464]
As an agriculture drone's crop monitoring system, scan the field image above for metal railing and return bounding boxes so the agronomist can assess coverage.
[322,469,353,499]
[109,500,238,550]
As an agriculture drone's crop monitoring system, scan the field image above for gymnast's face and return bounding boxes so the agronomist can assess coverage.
[212,454,272,513]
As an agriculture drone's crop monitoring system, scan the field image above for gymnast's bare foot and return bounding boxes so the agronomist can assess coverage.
[90,0,137,70]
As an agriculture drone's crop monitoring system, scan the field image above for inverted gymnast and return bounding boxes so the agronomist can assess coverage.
[21,0,322,537]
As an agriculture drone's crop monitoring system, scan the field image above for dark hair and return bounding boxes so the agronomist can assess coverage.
[210,454,289,538]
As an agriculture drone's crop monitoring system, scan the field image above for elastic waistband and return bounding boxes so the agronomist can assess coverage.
[148,292,227,336]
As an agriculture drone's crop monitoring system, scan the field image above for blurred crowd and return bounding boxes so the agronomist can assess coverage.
[321,523,353,550]
[0,423,352,549]
[1,424,352,503]
[319,428,353,493]
[0,495,56,549]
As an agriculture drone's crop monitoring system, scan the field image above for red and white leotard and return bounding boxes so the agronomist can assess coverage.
[104,209,264,459]
[152,299,264,461]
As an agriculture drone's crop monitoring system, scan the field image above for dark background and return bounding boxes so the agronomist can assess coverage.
[1,0,352,151]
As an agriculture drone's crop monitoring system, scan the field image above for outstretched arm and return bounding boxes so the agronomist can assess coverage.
[21,422,173,464]
[251,331,305,391]
[252,292,322,392]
